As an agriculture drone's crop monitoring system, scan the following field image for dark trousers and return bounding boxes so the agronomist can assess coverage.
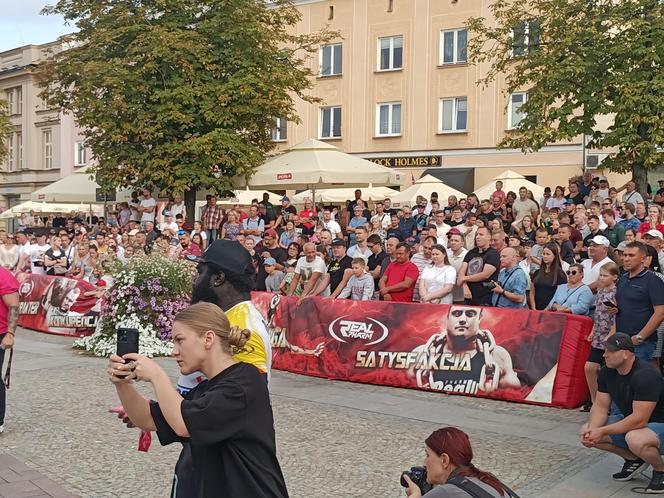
[0,347,5,425]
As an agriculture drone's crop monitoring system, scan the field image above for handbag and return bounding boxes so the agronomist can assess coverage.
[3,348,13,390]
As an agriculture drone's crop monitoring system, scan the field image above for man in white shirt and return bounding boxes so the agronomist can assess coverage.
[287,242,327,298]
[137,187,157,229]
[241,205,265,244]
[446,230,469,303]
[621,180,645,206]
[511,186,539,230]
[322,208,342,239]
[159,211,179,238]
[347,226,372,262]
[433,210,451,242]
[24,233,51,275]
[170,193,187,220]
[371,201,391,229]
[581,235,613,292]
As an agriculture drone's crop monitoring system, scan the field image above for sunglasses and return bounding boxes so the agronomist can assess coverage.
[566,270,580,275]
[450,309,478,318]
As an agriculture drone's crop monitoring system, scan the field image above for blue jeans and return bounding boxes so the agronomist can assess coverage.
[608,414,664,453]
[635,340,656,363]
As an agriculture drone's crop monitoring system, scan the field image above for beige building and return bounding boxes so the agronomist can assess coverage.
[0,42,90,220]
[275,0,629,194]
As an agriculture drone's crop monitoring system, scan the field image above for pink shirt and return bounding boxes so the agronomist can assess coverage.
[0,267,19,335]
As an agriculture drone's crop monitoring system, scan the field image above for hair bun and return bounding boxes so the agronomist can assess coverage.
[228,326,251,349]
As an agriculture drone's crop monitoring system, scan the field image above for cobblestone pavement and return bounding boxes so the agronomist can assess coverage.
[0,330,612,497]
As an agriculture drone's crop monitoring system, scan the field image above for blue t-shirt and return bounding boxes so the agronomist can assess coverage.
[616,269,664,340]
[492,266,528,308]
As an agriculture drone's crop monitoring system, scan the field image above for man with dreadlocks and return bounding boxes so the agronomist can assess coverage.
[411,305,520,394]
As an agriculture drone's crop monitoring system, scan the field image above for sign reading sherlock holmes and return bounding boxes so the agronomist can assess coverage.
[367,155,442,168]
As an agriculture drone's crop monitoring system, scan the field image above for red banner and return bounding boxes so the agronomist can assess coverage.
[17,273,102,337]
[251,293,593,408]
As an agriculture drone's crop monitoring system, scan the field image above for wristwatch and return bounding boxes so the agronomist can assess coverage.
[636,335,644,343]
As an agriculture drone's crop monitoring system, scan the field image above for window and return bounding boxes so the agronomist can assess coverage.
[439,97,468,132]
[376,102,402,136]
[508,92,527,129]
[441,29,467,65]
[3,87,22,115]
[511,19,540,57]
[4,90,14,115]
[6,134,13,172]
[271,117,287,141]
[43,129,53,169]
[319,106,342,139]
[16,132,22,169]
[75,140,87,166]
[15,87,22,115]
[378,35,403,70]
[320,43,342,76]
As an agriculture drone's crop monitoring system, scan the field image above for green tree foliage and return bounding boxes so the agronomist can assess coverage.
[40,0,333,218]
[467,0,664,191]
[0,99,11,163]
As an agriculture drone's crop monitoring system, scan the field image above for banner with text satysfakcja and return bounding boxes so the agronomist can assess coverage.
[16,273,102,336]
[252,292,593,408]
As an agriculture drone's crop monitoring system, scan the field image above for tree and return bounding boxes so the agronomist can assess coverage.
[0,99,11,164]
[467,0,664,193]
[40,0,333,222]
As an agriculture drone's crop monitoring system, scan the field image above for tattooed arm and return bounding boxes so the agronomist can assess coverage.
[1,292,19,350]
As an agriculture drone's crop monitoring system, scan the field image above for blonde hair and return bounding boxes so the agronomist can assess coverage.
[600,261,620,278]
[174,303,250,354]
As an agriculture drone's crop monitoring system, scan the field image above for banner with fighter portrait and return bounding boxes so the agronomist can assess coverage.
[252,292,593,408]
[16,273,103,336]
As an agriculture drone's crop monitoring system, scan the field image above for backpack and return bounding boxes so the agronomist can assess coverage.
[446,475,520,498]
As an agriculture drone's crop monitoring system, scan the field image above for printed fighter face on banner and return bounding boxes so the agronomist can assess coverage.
[252,292,593,408]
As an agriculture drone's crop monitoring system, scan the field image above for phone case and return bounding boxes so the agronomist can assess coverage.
[117,328,139,357]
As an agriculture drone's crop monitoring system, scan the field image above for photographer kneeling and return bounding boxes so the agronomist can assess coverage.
[107,302,288,498]
[402,427,518,498]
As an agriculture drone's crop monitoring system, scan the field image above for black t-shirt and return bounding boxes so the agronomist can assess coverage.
[560,240,575,265]
[280,205,297,224]
[327,255,352,293]
[598,358,664,421]
[256,247,287,291]
[367,250,387,290]
[386,227,406,241]
[566,193,584,205]
[44,248,67,275]
[462,247,500,305]
[150,363,288,498]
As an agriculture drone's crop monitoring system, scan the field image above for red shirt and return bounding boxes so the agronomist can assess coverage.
[0,267,19,335]
[299,210,317,229]
[383,261,419,302]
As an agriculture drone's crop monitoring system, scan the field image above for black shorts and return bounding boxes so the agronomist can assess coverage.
[587,347,606,365]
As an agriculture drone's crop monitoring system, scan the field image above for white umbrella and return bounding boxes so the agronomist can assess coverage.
[236,139,404,190]
[388,174,465,208]
[216,189,282,206]
[30,167,132,203]
[0,201,103,219]
[473,170,545,201]
[291,186,397,204]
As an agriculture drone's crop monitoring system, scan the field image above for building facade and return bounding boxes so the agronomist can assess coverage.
[0,42,90,218]
[277,0,628,192]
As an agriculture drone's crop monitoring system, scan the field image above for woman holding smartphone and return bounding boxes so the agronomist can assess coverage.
[107,303,288,498]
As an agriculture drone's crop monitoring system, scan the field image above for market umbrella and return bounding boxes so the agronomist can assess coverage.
[216,189,282,206]
[0,201,103,219]
[388,174,465,207]
[30,167,132,203]
[291,186,397,204]
[235,139,404,190]
[473,169,545,201]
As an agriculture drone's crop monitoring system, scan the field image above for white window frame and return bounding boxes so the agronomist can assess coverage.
[271,117,288,142]
[4,90,14,115]
[508,92,528,129]
[6,134,14,172]
[319,43,343,77]
[319,106,342,139]
[375,102,402,137]
[510,19,540,57]
[377,35,403,71]
[15,86,22,115]
[439,97,468,133]
[16,132,22,170]
[75,140,87,166]
[440,28,468,65]
[43,129,53,169]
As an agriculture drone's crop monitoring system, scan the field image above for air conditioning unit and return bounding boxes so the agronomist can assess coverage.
[586,153,608,169]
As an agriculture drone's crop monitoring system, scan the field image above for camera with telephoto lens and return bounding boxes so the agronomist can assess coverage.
[400,466,433,494]
[481,281,496,290]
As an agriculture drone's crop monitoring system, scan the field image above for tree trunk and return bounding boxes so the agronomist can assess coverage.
[184,188,197,228]
[632,162,649,198]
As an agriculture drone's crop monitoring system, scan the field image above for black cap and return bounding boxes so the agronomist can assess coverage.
[331,238,346,247]
[604,333,635,352]
[200,239,254,275]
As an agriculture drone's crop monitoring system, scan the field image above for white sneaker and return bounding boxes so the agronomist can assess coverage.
[0,424,4,434]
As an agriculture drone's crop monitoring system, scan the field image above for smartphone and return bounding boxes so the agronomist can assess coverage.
[117,328,139,358]
[603,301,617,308]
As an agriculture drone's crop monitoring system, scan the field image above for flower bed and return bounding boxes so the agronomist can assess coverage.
[74,254,195,357]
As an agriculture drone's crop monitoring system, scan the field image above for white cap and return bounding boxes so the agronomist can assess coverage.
[589,235,610,247]
[645,229,664,240]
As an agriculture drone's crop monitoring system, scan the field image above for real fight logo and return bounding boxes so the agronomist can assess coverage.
[328,316,389,346]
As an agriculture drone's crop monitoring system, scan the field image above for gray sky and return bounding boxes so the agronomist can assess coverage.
[0,1,74,52]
